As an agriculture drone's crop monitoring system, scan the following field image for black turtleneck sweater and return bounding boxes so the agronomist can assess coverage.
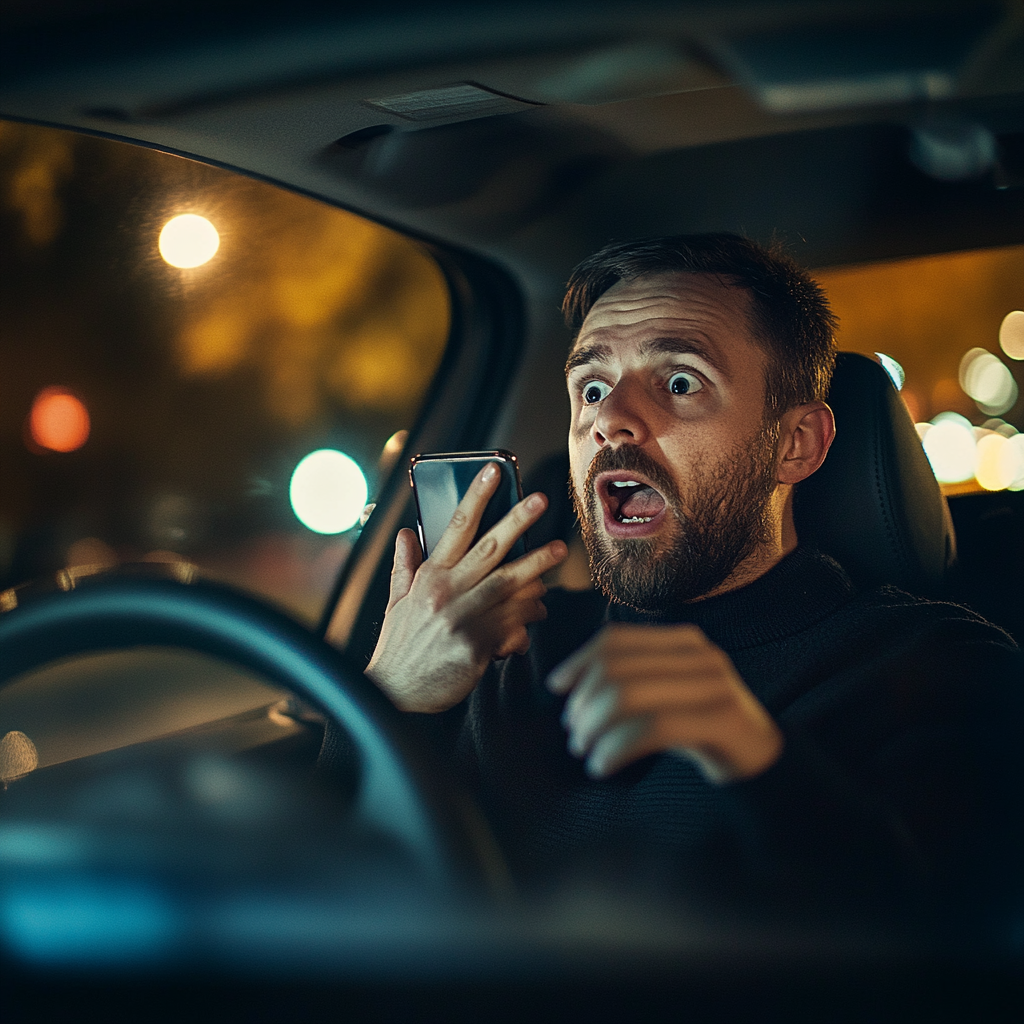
[457,547,1022,908]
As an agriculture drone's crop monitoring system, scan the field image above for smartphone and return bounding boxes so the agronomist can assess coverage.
[409,450,526,562]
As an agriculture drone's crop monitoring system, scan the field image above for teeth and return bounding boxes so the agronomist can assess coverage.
[611,480,641,488]
[619,515,652,524]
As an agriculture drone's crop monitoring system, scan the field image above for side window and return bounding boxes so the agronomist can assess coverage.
[0,123,450,624]
[816,247,1023,495]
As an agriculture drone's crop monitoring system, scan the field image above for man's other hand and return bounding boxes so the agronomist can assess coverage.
[367,462,568,714]
[547,623,783,783]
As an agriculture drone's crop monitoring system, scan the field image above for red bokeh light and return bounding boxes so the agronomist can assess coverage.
[28,387,91,452]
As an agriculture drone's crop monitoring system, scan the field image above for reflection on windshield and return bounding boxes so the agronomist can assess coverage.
[0,122,450,622]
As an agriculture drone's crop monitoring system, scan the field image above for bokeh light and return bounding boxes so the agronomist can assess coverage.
[815,246,1022,424]
[378,429,409,475]
[289,449,368,534]
[158,214,220,269]
[382,430,408,459]
[999,310,1024,361]
[28,387,90,452]
[1002,434,1024,491]
[958,348,1018,415]
[975,434,1010,491]
[875,352,905,390]
[921,417,977,483]
[917,413,1024,492]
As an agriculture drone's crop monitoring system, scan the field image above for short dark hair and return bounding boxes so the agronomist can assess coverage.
[562,233,837,416]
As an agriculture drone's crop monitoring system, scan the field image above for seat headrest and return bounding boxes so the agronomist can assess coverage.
[794,351,956,594]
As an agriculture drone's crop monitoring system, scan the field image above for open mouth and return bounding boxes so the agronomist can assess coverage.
[599,474,667,529]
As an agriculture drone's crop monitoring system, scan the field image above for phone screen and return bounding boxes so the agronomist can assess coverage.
[410,451,525,562]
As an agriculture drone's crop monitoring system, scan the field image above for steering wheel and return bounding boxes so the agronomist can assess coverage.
[0,573,506,897]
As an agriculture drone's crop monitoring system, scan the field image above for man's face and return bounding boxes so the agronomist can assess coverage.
[566,272,781,610]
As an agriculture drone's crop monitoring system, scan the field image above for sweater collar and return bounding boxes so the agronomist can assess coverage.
[606,545,855,650]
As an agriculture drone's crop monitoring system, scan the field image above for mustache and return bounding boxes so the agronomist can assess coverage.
[581,445,680,511]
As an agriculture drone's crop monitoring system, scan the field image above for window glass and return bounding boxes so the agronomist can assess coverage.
[816,246,1023,494]
[0,123,450,623]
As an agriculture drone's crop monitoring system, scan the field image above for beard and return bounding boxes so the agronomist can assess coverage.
[572,421,781,612]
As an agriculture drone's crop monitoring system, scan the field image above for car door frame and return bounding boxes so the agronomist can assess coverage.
[319,244,525,664]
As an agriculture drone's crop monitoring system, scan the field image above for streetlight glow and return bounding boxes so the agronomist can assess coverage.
[29,387,91,452]
[289,449,368,534]
[159,214,220,269]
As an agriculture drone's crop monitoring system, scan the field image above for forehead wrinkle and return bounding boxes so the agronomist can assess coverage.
[568,275,758,379]
[585,292,687,315]
[638,336,727,376]
[566,330,728,380]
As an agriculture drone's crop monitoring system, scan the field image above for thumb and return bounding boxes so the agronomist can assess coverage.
[386,528,423,612]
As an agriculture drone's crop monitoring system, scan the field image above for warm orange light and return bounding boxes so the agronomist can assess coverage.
[29,387,90,452]
[159,214,219,268]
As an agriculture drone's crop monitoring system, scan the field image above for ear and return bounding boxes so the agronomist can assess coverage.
[776,401,835,486]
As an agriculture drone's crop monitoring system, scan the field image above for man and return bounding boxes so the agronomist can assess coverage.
[363,234,1020,905]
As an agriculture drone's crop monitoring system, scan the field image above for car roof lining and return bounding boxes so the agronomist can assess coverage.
[1,1,1021,282]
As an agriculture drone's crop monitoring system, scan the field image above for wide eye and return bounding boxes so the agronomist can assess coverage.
[581,380,611,404]
[668,371,702,396]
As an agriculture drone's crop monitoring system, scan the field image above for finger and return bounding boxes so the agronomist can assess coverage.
[585,718,654,778]
[567,679,620,757]
[614,677,734,717]
[457,491,553,581]
[514,577,548,603]
[385,529,423,613]
[549,622,717,695]
[596,622,710,659]
[597,652,726,681]
[586,710,763,781]
[453,540,566,617]
[486,593,548,659]
[567,668,740,758]
[561,659,608,730]
[495,625,531,660]
[513,594,549,627]
[429,462,502,566]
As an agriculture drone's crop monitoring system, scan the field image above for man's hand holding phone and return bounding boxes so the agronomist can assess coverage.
[367,462,568,713]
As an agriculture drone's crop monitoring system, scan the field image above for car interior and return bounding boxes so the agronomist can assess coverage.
[0,1,1022,1020]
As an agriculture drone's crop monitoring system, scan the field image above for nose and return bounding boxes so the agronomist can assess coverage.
[592,377,650,448]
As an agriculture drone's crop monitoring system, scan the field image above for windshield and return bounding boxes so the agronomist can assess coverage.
[0,122,450,624]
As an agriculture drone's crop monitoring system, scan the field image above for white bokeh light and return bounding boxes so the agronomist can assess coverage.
[158,214,220,268]
[922,419,977,483]
[931,410,973,430]
[975,433,1009,491]
[1003,434,1024,491]
[289,449,368,534]
[959,348,1018,415]
[999,310,1024,361]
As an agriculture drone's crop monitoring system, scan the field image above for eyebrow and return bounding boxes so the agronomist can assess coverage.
[565,336,726,378]
[565,343,611,377]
